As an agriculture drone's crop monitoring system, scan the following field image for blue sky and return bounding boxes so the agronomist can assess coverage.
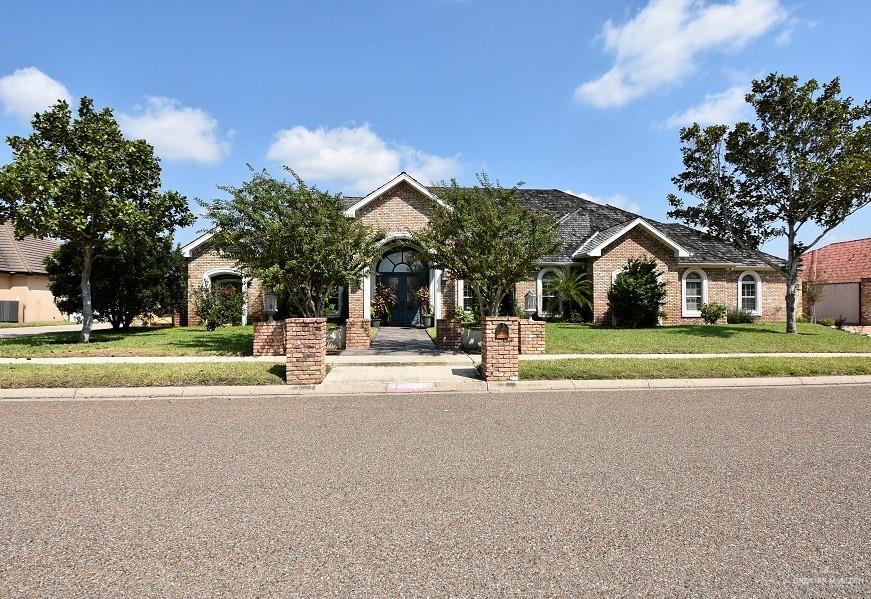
[1,0,868,256]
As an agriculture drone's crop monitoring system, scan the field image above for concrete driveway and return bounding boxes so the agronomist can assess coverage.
[1,387,868,596]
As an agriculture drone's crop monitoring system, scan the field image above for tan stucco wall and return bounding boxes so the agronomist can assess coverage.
[0,273,66,322]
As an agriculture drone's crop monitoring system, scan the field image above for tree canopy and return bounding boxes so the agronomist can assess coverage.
[667,74,871,333]
[201,167,384,318]
[45,235,187,330]
[0,97,192,341]
[414,174,559,318]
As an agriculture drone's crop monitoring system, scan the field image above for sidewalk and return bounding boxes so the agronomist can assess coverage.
[3,351,871,365]
[2,375,870,401]
[0,322,112,338]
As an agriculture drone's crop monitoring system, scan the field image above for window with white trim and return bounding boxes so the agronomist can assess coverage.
[739,272,761,314]
[326,286,344,317]
[540,270,561,316]
[681,269,707,317]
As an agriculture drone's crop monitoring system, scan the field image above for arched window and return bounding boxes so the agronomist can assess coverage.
[376,249,425,274]
[681,269,707,317]
[536,268,562,317]
[738,271,762,314]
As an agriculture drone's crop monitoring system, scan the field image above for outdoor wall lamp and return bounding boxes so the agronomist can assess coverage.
[264,291,278,323]
[524,290,537,321]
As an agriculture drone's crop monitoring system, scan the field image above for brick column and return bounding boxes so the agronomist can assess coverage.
[518,319,545,354]
[285,318,326,385]
[345,318,371,350]
[861,278,871,325]
[435,318,462,350]
[253,321,285,356]
[481,316,519,381]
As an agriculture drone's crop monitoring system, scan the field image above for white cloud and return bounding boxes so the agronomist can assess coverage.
[566,190,643,215]
[0,67,71,120]
[575,0,786,107]
[666,84,750,127]
[266,123,462,192]
[118,97,231,164]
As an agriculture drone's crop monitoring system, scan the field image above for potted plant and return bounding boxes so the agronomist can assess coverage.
[416,287,433,328]
[371,282,395,328]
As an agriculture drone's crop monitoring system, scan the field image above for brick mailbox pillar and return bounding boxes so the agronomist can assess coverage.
[518,320,546,354]
[345,318,371,350]
[253,321,285,356]
[435,318,462,350]
[481,316,519,381]
[285,318,327,385]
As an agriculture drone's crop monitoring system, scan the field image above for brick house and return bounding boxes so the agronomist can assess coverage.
[178,172,795,327]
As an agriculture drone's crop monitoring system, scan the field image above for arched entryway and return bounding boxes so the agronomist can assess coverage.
[375,244,429,326]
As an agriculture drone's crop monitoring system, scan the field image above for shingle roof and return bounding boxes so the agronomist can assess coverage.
[801,238,871,284]
[0,223,57,274]
[344,182,786,267]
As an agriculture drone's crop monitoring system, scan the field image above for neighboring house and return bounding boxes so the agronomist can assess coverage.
[0,223,65,323]
[802,238,871,325]
[179,172,795,327]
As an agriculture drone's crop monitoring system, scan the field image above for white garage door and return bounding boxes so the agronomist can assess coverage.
[815,283,860,324]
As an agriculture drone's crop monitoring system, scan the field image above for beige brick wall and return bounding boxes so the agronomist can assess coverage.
[185,245,263,326]
[590,227,794,325]
[480,316,519,381]
[285,318,326,385]
[357,181,433,232]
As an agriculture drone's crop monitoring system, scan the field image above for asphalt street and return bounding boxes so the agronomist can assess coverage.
[1,386,869,597]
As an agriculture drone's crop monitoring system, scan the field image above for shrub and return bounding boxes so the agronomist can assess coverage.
[454,306,479,326]
[700,302,727,324]
[818,317,835,327]
[193,285,244,331]
[726,308,759,324]
[607,257,667,328]
[835,316,848,330]
[415,287,433,318]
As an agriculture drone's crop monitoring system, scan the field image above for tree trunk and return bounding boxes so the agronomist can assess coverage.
[80,246,94,343]
[785,236,799,335]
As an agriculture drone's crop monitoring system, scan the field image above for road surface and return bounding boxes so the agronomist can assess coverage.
[1,386,868,596]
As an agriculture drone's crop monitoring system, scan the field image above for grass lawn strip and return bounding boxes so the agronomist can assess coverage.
[521,356,871,380]
[0,326,253,358]
[546,322,871,354]
[0,362,285,388]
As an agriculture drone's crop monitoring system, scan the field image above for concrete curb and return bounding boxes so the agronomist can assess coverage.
[1,375,870,402]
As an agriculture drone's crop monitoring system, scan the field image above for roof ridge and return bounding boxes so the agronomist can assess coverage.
[811,237,871,251]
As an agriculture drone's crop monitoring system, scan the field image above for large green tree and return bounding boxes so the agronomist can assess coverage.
[45,235,187,330]
[0,97,192,341]
[202,167,384,317]
[414,174,559,319]
[668,74,871,333]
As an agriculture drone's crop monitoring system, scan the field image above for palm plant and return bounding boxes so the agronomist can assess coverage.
[549,268,592,319]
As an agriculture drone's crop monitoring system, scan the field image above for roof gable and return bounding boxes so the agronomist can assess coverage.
[343,172,441,217]
[580,218,691,258]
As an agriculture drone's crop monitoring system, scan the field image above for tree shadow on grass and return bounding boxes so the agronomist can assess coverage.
[268,364,286,382]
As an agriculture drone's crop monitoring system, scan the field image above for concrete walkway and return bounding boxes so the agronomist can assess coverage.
[3,351,870,366]
[346,326,440,355]
[0,322,112,338]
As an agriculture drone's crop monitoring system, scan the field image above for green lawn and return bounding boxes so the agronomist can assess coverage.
[426,326,436,341]
[0,326,253,358]
[521,356,871,380]
[545,322,871,354]
[0,362,285,388]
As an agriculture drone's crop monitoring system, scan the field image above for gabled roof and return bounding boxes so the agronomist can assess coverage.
[802,237,871,283]
[0,223,57,275]
[180,232,214,258]
[343,172,442,217]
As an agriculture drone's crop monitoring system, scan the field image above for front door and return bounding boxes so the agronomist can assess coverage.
[379,273,427,326]
[375,245,429,326]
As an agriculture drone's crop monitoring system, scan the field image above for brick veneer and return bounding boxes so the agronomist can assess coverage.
[345,318,371,349]
[861,278,871,325]
[184,245,263,326]
[518,319,546,354]
[356,181,433,232]
[480,316,519,381]
[285,318,326,385]
[590,227,797,325]
[252,321,285,356]
[435,318,462,350]
[515,279,536,310]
